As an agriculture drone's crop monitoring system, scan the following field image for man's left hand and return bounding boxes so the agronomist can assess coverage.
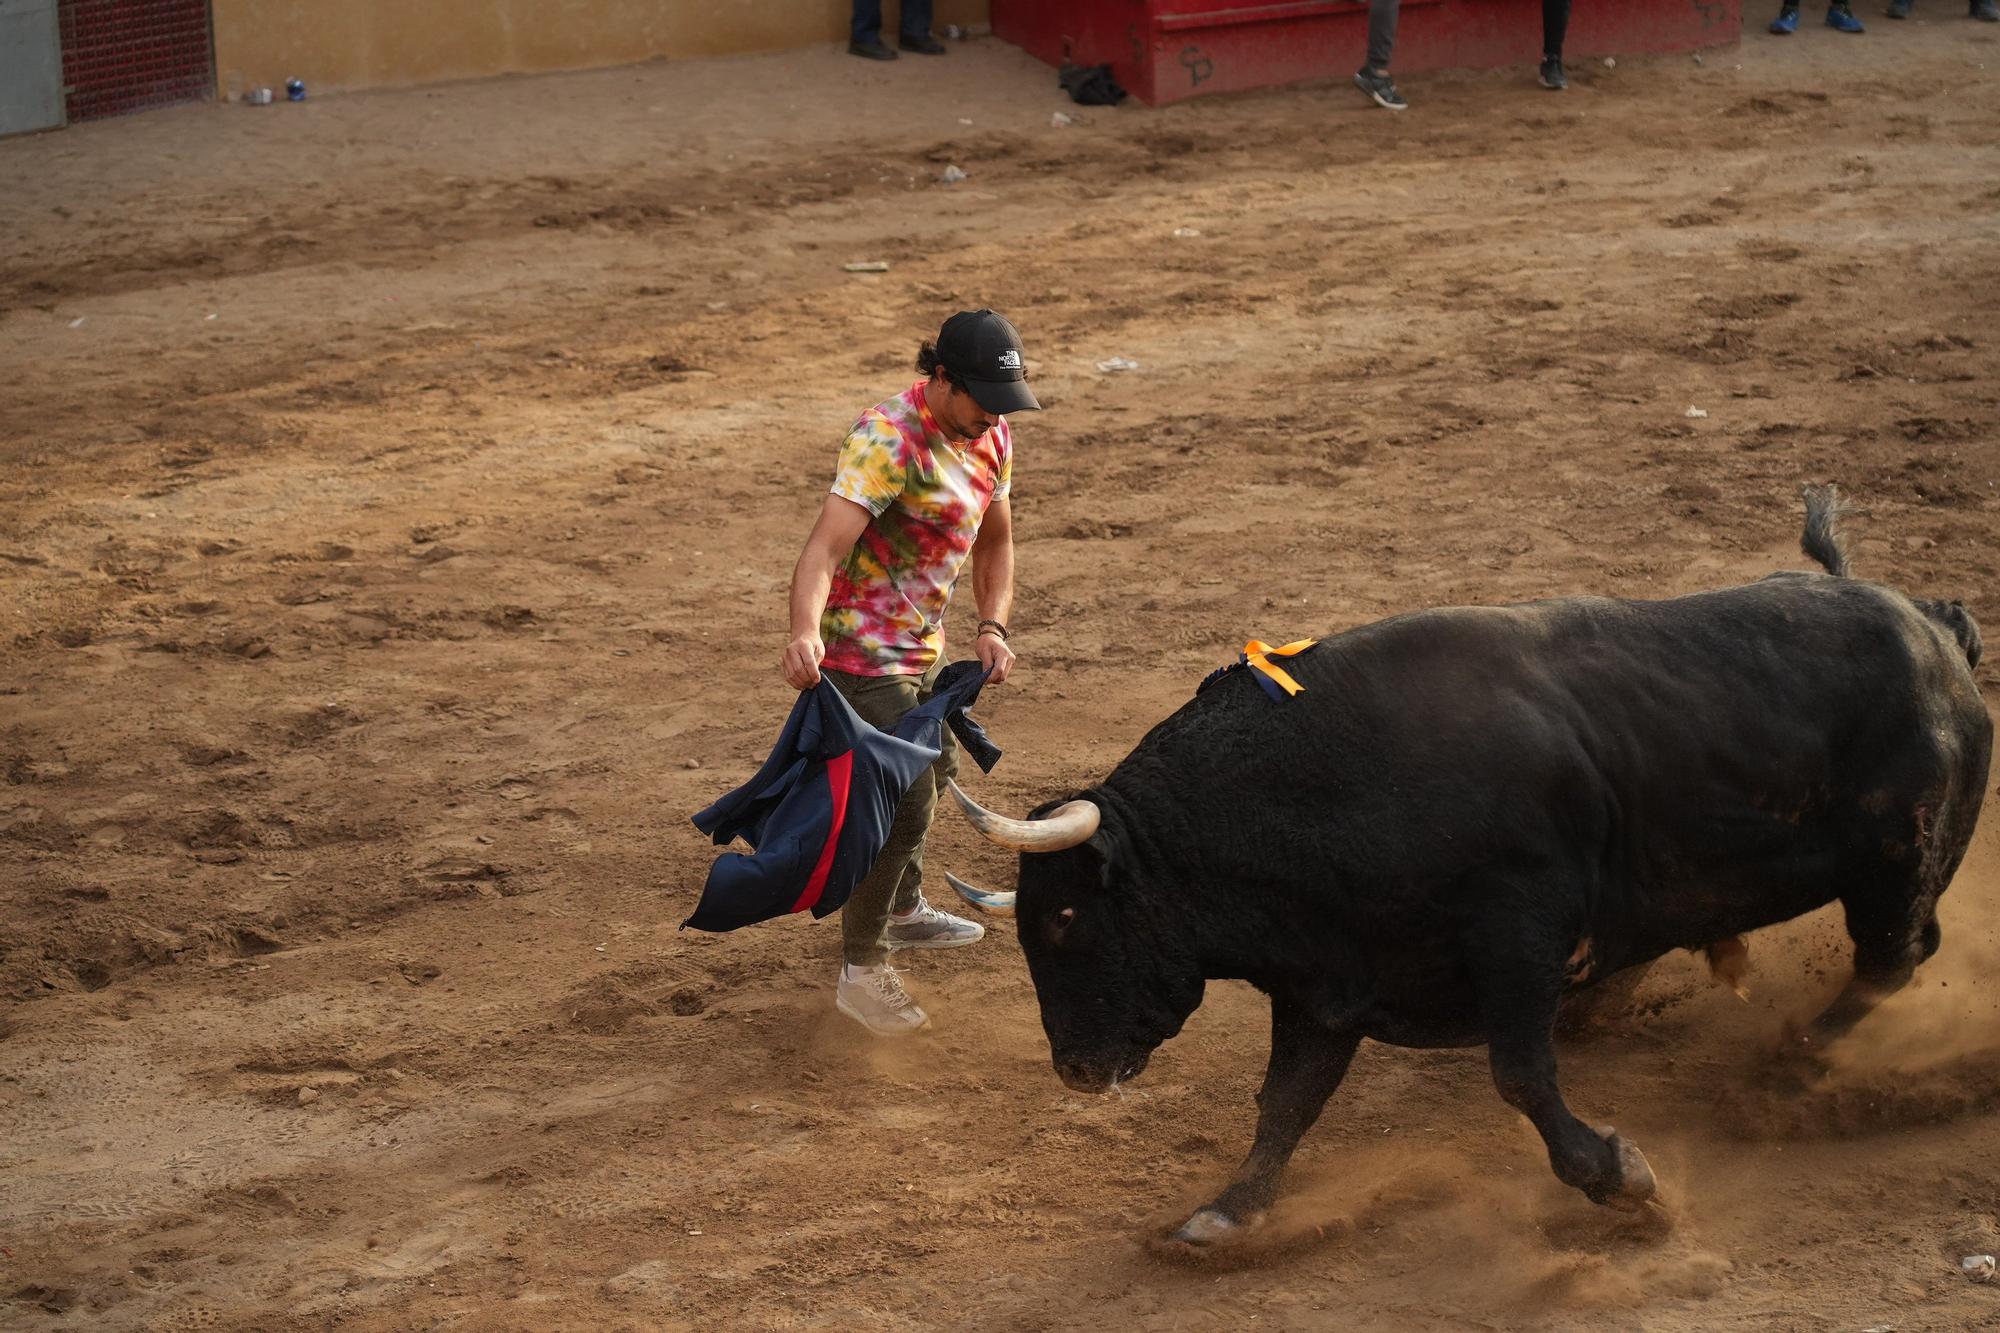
[974,631,1015,684]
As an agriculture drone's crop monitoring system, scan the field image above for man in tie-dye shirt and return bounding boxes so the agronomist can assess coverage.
[781,309,1039,1036]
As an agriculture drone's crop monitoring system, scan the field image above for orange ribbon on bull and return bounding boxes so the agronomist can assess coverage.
[1242,638,1319,698]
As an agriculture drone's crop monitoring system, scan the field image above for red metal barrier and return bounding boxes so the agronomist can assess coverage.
[997,0,1743,106]
[59,0,214,123]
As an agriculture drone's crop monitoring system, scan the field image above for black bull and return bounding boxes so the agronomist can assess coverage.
[950,490,1989,1245]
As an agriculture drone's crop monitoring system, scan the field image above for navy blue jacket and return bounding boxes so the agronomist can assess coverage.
[686,661,998,932]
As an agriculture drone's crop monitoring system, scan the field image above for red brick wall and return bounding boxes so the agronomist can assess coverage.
[60,0,214,122]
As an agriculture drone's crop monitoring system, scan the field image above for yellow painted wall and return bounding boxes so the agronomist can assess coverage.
[212,0,993,95]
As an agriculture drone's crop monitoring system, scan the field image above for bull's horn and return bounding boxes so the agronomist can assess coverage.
[945,780,1100,853]
[945,871,1014,915]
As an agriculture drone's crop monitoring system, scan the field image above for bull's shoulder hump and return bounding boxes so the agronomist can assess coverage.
[1323,595,1629,647]
[1651,571,1929,622]
[1317,577,1929,667]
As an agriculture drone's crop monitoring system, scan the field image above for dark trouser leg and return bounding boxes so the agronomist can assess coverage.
[825,661,951,966]
[1175,997,1361,1241]
[1543,0,1571,57]
[851,0,883,46]
[1366,0,1401,72]
[899,0,934,41]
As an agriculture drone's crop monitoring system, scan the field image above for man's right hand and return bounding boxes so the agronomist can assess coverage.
[782,633,827,690]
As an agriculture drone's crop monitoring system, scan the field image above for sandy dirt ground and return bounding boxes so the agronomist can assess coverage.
[4,17,2000,1331]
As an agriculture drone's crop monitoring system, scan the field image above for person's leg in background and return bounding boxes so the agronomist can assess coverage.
[850,0,897,59]
[1541,0,1570,89]
[1777,1,1866,32]
[899,0,946,53]
[1366,0,1399,76]
[1353,0,1408,110]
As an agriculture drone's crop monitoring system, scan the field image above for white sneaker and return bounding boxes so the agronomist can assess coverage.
[884,895,985,951]
[836,964,929,1037]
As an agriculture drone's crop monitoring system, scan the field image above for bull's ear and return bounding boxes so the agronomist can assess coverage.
[1088,825,1123,894]
[1026,795,1119,891]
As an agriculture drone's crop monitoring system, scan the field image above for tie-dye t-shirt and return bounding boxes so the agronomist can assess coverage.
[821,381,1012,677]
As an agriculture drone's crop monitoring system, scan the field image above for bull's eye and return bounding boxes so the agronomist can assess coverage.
[1049,906,1076,945]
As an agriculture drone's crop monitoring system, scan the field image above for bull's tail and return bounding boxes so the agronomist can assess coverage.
[1800,484,1853,578]
[1803,485,1982,669]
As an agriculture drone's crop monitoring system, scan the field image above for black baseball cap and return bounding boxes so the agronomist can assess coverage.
[936,309,1041,415]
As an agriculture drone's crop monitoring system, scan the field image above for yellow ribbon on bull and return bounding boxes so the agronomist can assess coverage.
[1242,638,1319,697]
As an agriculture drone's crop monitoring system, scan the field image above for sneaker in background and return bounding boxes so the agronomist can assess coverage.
[1353,69,1409,111]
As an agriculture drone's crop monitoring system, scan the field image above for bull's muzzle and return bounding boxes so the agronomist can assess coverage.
[1056,1051,1150,1095]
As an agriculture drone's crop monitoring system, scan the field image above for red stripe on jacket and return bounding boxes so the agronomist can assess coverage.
[791,750,854,914]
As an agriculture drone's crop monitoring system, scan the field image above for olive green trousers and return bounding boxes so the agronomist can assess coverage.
[823,658,959,966]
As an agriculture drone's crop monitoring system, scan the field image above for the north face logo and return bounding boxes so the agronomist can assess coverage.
[997,350,1022,370]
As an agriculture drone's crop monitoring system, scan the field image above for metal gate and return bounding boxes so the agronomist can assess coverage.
[58,0,214,123]
[0,0,66,135]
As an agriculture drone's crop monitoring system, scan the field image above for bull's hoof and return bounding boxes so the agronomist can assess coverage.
[1593,1126,1657,1211]
[1764,1023,1836,1090]
[1169,1208,1250,1247]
